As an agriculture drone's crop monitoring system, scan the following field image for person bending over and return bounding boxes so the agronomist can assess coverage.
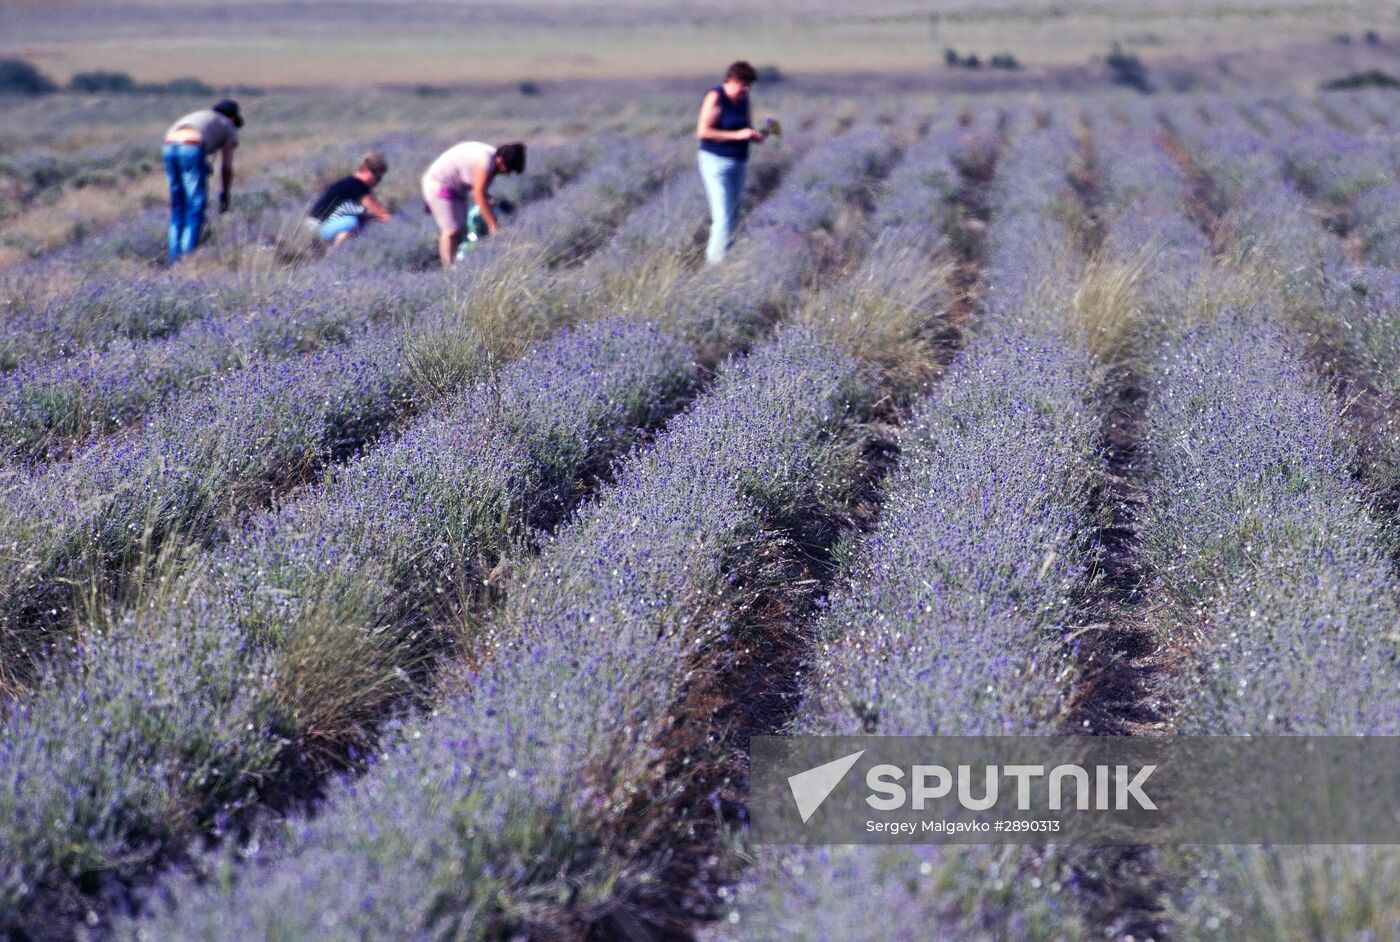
[162,98,242,263]
[421,141,526,267]
[307,153,392,246]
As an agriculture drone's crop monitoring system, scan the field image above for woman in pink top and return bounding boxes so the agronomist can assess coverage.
[421,141,526,267]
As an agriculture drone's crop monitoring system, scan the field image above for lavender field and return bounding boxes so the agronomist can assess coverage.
[1,79,1399,942]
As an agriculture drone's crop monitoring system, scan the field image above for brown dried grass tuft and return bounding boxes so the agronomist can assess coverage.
[403,245,564,401]
[263,582,428,767]
[797,242,958,401]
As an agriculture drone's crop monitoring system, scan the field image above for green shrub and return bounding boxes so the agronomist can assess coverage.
[0,59,56,95]
[156,77,214,96]
[1106,42,1152,93]
[70,70,136,93]
[1320,69,1400,91]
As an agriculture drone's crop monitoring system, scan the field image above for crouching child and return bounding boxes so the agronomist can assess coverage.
[307,153,392,246]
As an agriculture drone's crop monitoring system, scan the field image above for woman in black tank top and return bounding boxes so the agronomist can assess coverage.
[696,61,764,265]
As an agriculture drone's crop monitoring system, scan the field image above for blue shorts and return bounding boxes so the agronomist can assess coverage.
[313,215,361,241]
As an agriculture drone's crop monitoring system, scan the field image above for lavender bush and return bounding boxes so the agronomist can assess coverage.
[0,272,258,371]
[0,329,411,687]
[794,118,965,400]
[0,317,695,934]
[123,328,868,940]
[0,132,700,685]
[1174,102,1400,504]
[1140,312,1400,940]
[2,121,904,935]
[1141,313,1399,734]
[1094,116,1212,290]
[0,271,444,464]
[713,119,1101,942]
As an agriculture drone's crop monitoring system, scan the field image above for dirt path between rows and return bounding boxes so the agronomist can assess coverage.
[1060,111,1177,942]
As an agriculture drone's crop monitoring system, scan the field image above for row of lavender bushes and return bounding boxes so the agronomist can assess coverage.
[711,119,1109,941]
[0,136,695,689]
[1172,97,1400,513]
[0,132,586,369]
[0,271,441,464]
[0,122,899,938]
[1140,311,1400,938]
[0,137,652,466]
[111,124,914,940]
[1103,98,1400,939]
[123,331,864,942]
[1093,106,1214,297]
[1263,100,1400,503]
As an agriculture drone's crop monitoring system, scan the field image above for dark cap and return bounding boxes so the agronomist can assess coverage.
[212,99,244,128]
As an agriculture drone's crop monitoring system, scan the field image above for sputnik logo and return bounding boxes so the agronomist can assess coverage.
[787,750,865,823]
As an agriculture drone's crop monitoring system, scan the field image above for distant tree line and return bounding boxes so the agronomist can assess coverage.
[1320,69,1399,91]
[943,49,1021,70]
[1330,30,1383,45]
[1105,42,1151,93]
[0,58,217,96]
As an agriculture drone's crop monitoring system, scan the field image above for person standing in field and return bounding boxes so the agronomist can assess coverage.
[696,61,765,265]
[162,99,242,263]
[421,141,526,267]
[307,153,392,246]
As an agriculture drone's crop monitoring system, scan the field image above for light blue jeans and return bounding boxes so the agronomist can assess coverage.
[698,149,746,264]
[316,214,362,242]
[162,142,208,263]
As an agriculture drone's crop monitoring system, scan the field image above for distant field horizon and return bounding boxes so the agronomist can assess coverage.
[3,0,1397,87]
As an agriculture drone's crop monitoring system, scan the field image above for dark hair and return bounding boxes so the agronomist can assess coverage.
[726,61,758,84]
[495,141,526,174]
[212,98,243,128]
[360,152,388,177]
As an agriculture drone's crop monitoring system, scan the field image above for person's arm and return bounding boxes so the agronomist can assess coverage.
[361,192,392,221]
[471,165,498,235]
[696,90,764,143]
[218,141,235,212]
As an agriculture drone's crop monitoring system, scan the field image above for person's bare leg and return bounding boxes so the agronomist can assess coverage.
[332,230,354,247]
[438,229,462,268]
